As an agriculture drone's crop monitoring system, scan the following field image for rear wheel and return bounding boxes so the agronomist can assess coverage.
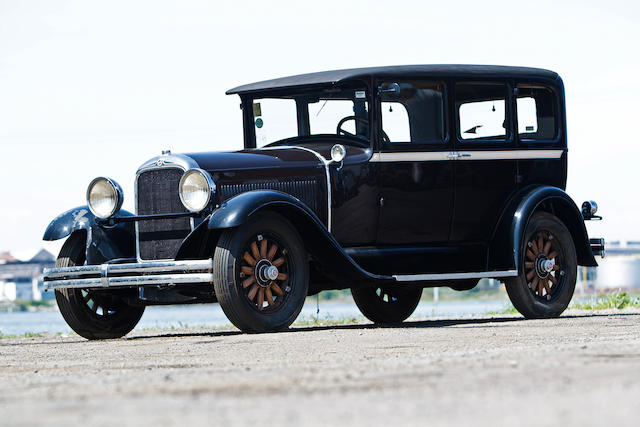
[505,212,577,318]
[54,233,145,340]
[213,212,309,333]
[351,286,422,323]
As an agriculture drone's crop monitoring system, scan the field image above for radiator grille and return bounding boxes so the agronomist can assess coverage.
[219,179,320,215]
[136,168,191,260]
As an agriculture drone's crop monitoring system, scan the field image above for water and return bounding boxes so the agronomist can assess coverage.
[0,299,509,336]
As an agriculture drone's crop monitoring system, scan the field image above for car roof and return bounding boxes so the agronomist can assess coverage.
[226,64,559,95]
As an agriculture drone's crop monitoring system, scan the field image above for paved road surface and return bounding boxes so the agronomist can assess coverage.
[1,310,639,426]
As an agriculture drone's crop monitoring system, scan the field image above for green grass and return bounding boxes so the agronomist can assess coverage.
[487,304,519,315]
[570,292,640,310]
[292,315,365,327]
[488,292,640,315]
[0,331,44,340]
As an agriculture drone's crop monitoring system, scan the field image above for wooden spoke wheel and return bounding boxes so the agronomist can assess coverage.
[524,230,564,300]
[505,212,577,319]
[351,286,422,324]
[239,233,291,312]
[213,212,309,333]
[54,233,145,340]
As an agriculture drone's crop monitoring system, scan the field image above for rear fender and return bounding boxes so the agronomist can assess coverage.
[488,185,597,272]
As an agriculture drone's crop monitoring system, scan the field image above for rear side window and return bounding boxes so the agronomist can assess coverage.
[380,81,446,144]
[456,83,509,141]
[516,85,558,141]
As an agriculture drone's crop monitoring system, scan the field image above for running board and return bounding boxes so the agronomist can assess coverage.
[393,270,518,282]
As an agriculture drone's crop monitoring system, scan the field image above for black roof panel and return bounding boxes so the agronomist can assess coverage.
[226,64,558,95]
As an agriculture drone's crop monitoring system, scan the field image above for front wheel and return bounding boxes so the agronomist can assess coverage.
[505,212,577,318]
[213,212,309,333]
[351,286,422,323]
[54,233,145,340]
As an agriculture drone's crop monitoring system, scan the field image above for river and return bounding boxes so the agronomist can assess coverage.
[0,299,510,336]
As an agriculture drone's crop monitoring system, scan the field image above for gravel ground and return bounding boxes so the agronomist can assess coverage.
[1,309,639,427]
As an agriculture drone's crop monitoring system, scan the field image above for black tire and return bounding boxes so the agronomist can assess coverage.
[54,233,145,340]
[213,212,309,333]
[351,286,422,323]
[505,212,577,318]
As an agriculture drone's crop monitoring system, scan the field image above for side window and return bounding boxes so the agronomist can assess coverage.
[381,102,410,142]
[380,81,445,144]
[516,85,557,141]
[456,83,508,141]
[253,98,298,147]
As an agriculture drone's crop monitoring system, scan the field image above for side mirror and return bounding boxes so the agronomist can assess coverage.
[330,144,346,163]
[379,82,400,97]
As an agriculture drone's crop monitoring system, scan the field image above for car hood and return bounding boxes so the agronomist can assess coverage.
[185,147,324,172]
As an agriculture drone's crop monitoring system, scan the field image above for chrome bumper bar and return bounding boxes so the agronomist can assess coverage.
[43,259,214,290]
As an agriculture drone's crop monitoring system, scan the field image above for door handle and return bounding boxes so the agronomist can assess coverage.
[447,152,471,160]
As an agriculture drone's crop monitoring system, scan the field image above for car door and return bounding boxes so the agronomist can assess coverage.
[450,82,517,255]
[370,80,455,273]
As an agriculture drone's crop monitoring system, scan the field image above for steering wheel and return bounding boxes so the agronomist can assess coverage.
[336,116,390,144]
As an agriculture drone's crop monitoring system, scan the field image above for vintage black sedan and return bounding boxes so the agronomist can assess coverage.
[43,65,605,339]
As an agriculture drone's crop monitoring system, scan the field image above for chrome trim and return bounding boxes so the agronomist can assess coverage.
[136,153,199,174]
[86,177,124,219]
[178,168,216,213]
[134,153,198,262]
[393,270,518,282]
[44,274,214,290]
[43,259,214,290]
[370,150,564,162]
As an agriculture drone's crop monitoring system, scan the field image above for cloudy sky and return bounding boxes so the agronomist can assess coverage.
[0,0,638,258]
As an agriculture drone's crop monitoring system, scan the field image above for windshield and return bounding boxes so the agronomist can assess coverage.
[251,84,370,148]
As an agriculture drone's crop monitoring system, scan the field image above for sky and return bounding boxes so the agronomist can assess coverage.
[0,0,638,258]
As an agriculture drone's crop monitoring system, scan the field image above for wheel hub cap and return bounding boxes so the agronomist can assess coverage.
[255,259,278,287]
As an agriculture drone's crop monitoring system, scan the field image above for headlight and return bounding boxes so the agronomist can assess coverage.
[86,177,123,219]
[179,169,215,212]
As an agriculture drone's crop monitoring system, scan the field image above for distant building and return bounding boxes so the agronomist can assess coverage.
[0,249,55,301]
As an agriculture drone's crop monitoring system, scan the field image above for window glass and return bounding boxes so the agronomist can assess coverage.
[309,100,359,135]
[380,81,445,143]
[253,99,297,147]
[253,86,369,148]
[381,102,410,142]
[517,86,557,140]
[456,83,508,141]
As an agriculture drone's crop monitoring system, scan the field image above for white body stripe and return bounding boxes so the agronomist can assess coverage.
[370,152,452,162]
[394,270,517,282]
[370,149,564,162]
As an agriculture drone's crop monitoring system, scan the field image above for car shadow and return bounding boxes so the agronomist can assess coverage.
[5,312,637,345]
[125,311,640,340]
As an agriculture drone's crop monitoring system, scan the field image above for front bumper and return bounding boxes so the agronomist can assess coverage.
[43,259,214,290]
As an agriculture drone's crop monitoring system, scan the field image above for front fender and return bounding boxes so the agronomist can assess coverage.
[208,190,325,230]
[43,206,95,241]
[488,185,597,272]
[43,206,136,264]
[208,190,393,287]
